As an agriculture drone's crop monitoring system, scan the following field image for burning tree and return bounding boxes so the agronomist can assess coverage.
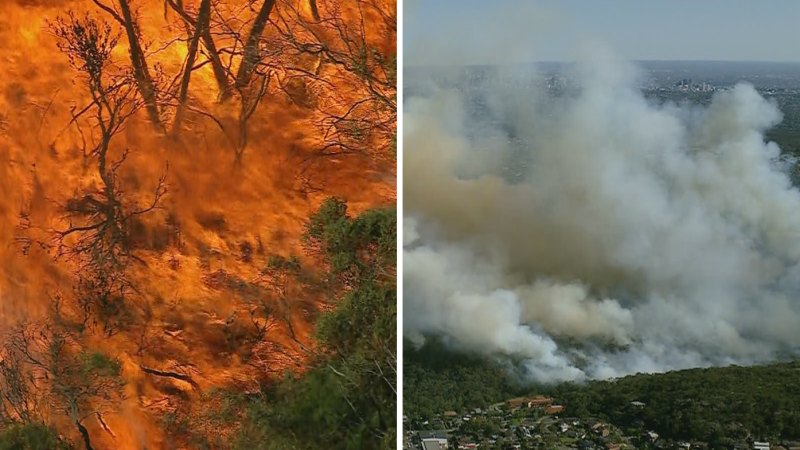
[87,0,398,165]
[161,0,396,163]
[164,0,231,101]
[210,0,280,161]
[274,0,397,158]
[234,0,279,92]
[169,0,214,133]
[50,12,166,263]
[91,0,165,131]
[50,13,167,334]
[1,317,125,450]
[0,346,39,425]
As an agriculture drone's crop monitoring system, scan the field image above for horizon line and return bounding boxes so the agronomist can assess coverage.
[406,59,800,69]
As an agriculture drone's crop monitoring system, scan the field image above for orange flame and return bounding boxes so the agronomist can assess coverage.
[0,0,395,448]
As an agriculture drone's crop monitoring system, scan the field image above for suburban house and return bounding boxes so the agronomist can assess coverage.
[506,396,555,410]
[419,431,448,450]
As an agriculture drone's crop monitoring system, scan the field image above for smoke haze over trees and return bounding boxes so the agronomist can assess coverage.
[404,55,800,382]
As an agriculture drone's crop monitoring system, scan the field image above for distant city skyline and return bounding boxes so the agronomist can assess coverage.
[405,0,800,66]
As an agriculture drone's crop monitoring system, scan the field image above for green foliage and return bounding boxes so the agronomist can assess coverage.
[236,199,396,449]
[160,411,190,436]
[550,361,800,443]
[348,44,367,79]
[408,339,800,447]
[235,370,389,450]
[79,351,122,378]
[316,281,394,354]
[0,423,73,450]
[265,254,301,273]
[404,339,525,422]
[459,416,502,436]
[304,198,395,277]
[50,348,125,427]
[382,53,397,88]
[303,198,348,245]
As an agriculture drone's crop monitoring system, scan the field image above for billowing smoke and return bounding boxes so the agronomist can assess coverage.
[404,56,800,382]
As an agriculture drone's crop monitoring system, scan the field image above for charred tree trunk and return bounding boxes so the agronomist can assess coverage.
[172,0,210,133]
[76,420,94,450]
[97,138,122,255]
[235,73,269,163]
[166,0,231,101]
[140,365,201,391]
[234,0,276,91]
[203,26,232,100]
[117,0,163,131]
[309,0,320,21]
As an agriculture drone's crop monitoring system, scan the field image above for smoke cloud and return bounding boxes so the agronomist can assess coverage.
[404,56,800,382]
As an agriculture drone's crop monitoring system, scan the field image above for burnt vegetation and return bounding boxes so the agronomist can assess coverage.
[0,312,125,450]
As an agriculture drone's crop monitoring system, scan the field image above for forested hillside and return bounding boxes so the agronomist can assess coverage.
[406,343,800,446]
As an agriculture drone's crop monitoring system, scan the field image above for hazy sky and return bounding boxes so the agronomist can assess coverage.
[405,0,800,66]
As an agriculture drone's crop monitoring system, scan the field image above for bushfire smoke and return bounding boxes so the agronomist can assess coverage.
[404,56,800,382]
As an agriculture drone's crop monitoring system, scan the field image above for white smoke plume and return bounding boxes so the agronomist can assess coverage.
[404,56,800,382]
